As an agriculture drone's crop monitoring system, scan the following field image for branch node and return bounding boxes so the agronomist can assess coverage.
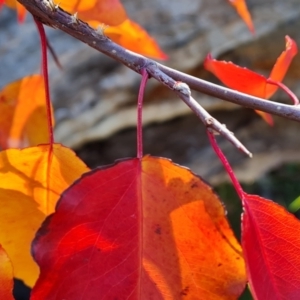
[42,0,58,12]
[173,81,191,96]
[205,117,214,125]
[93,24,109,37]
[68,12,79,25]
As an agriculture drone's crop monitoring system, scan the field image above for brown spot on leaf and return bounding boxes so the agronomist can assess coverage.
[180,286,189,296]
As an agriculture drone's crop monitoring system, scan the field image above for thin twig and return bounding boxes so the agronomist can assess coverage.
[147,63,252,157]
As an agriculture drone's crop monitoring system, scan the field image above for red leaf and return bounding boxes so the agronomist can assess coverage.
[228,0,254,33]
[204,53,267,98]
[204,36,298,125]
[208,131,300,299]
[242,193,300,299]
[266,36,298,98]
[31,156,246,300]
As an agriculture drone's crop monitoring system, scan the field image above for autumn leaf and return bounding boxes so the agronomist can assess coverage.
[266,36,298,98]
[228,0,254,33]
[90,19,167,59]
[0,75,54,149]
[31,156,246,300]
[68,0,127,26]
[204,36,298,125]
[4,1,166,59]
[0,144,89,287]
[0,245,14,300]
[242,194,300,299]
[208,131,300,300]
[5,0,127,26]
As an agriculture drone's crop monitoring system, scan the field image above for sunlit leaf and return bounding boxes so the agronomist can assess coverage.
[0,144,89,287]
[228,0,254,33]
[0,245,14,300]
[208,131,300,300]
[242,193,300,299]
[204,36,298,125]
[31,156,246,300]
[69,0,127,26]
[4,0,126,25]
[90,19,167,59]
[51,0,126,26]
[0,75,54,149]
[204,54,266,98]
[266,36,298,98]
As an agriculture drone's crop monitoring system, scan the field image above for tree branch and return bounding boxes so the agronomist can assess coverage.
[16,0,300,156]
[17,0,300,123]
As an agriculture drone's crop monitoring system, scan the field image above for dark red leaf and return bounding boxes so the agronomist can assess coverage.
[242,193,300,299]
[31,156,246,300]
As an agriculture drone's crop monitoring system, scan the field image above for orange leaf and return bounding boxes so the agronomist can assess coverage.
[242,194,300,299]
[228,0,254,33]
[0,75,54,149]
[266,36,298,98]
[204,54,266,98]
[102,19,167,59]
[5,0,127,25]
[60,0,126,26]
[204,36,298,125]
[0,144,89,287]
[0,245,14,300]
[31,156,246,299]
[208,131,300,299]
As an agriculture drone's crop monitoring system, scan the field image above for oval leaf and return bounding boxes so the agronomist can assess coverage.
[70,0,127,26]
[242,194,300,299]
[0,144,89,287]
[31,156,246,300]
[204,53,267,98]
[103,19,167,59]
[5,0,126,26]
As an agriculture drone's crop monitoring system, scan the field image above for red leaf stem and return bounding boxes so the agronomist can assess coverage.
[33,18,54,147]
[266,79,299,105]
[137,69,149,159]
[207,130,245,200]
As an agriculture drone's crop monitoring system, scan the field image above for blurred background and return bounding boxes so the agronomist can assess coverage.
[1,0,300,299]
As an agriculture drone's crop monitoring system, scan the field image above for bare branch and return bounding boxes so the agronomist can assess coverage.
[146,63,252,157]
[158,65,300,122]
[17,0,300,123]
